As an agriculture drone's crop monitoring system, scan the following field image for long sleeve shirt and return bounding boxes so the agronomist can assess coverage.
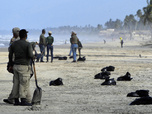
[70,35,79,44]
[46,36,54,45]
[9,40,34,66]
[39,34,46,45]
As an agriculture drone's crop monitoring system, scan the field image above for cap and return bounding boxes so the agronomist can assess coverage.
[12,27,20,34]
[19,29,28,35]
[71,31,76,35]
[48,31,52,34]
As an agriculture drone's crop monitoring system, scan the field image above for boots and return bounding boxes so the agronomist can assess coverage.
[21,98,32,106]
[14,98,20,106]
[3,99,14,104]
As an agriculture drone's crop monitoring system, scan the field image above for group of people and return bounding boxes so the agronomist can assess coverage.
[38,30,82,63]
[38,29,54,63]
[4,27,33,106]
[4,27,54,106]
[3,27,82,106]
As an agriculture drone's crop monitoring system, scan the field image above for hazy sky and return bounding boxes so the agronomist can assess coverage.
[0,0,147,30]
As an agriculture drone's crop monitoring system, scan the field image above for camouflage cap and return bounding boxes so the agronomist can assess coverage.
[71,31,76,35]
[12,27,20,34]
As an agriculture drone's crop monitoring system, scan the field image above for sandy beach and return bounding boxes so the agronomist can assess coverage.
[1,38,152,114]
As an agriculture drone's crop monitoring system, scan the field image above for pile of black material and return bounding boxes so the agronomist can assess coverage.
[94,65,116,85]
[77,56,86,62]
[117,72,133,81]
[101,66,115,72]
[58,56,67,60]
[127,90,149,97]
[49,78,63,86]
[128,90,152,105]
[94,71,110,79]
[101,77,116,85]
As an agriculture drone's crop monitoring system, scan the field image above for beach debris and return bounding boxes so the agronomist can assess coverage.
[58,56,67,60]
[69,56,73,59]
[127,90,149,97]
[130,96,152,105]
[117,72,132,81]
[94,71,110,79]
[101,66,115,72]
[128,89,152,105]
[53,56,67,60]
[77,56,86,62]
[101,77,116,85]
[49,78,63,86]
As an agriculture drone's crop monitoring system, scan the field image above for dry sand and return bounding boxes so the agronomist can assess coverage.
[1,38,152,114]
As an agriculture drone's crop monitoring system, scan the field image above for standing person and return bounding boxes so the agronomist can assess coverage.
[4,27,20,104]
[4,28,33,105]
[78,40,83,58]
[120,37,124,48]
[8,27,20,51]
[70,31,79,62]
[46,31,54,63]
[39,29,46,62]
[8,29,33,106]
[68,35,72,56]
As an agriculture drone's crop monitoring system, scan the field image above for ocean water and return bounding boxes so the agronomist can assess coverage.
[0,34,104,48]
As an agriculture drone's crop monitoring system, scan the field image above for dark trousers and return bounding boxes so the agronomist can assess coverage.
[39,44,45,61]
[47,44,53,62]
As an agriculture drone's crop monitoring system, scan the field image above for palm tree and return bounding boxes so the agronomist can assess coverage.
[135,9,142,30]
[142,0,152,39]
[123,14,137,39]
[136,9,143,19]
[115,19,123,30]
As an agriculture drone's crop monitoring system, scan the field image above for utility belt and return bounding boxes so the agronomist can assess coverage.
[15,63,28,65]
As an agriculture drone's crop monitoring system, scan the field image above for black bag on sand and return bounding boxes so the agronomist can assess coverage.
[127,90,149,97]
[49,78,63,86]
[101,77,116,85]
[94,71,110,79]
[58,56,67,60]
[117,72,133,81]
[130,96,152,105]
[101,66,115,72]
[77,56,86,62]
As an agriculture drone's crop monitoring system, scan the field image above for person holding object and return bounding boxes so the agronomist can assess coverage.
[46,31,54,63]
[8,29,34,106]
[4,27,32,105]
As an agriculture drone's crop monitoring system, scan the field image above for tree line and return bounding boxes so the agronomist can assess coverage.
[42,0,152,36]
